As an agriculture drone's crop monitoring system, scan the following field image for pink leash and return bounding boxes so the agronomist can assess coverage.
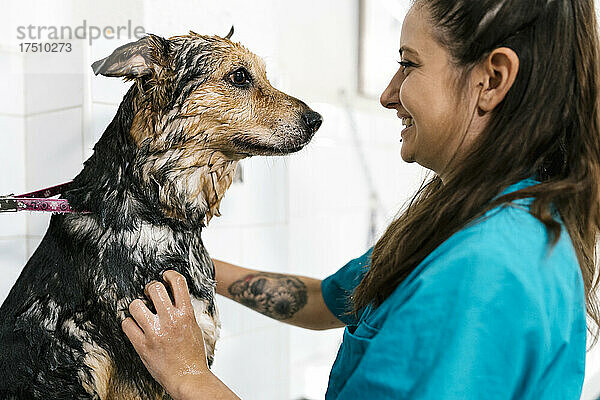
[0,182,85,214]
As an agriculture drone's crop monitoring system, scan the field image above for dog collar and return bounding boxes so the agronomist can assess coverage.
[0,182,86,214]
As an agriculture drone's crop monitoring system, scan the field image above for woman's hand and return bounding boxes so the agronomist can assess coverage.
[122,270,238,399]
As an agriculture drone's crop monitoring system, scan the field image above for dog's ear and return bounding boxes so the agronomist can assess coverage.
[223,26,234,40]
[91,34,170,78]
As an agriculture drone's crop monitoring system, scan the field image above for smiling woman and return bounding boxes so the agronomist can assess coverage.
[349,0,600,396]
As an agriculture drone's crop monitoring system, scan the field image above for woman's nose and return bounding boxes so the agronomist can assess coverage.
[380,68,404,109]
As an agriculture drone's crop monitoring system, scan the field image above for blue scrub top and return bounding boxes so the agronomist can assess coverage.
[321,177,587,399]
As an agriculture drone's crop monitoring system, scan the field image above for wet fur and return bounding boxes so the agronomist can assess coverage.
[0,31,320,399]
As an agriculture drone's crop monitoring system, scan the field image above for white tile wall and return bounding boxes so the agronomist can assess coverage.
[0,115,27,238]
[287,147,369,219]
[24,107,84,189]
[0,50,25,116]
[202,225,245,266]
[211,325,290,400]
[23,44,84,115]
[361,144,427,218]
[289,327,344,400]
[241,224,288,270]
[273,0,357,101]
[0,212,27,239]
[288,211,371,280]
[208,156,288,228]
[0,116,26,193]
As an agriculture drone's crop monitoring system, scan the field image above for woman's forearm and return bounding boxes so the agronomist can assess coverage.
[173,372,240,400]
[212,258,344,330]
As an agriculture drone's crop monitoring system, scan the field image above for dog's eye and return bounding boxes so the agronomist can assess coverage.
[228,68,251,87]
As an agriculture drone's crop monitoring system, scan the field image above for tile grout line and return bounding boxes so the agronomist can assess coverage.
[93,101,120,106]
[0,112,26,118]
[23,105,83,118]
[0,235,29,241]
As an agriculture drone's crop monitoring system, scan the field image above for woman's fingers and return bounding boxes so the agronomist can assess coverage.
[130,272,191,331]
[121,316,145,347]
[162,270,192,310]
[145,280,173,317]
[128,298,155,333]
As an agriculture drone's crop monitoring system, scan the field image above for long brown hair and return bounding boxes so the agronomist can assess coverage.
[353,0,600,346]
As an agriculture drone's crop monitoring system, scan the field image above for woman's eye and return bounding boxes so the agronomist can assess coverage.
[398,60,416,73]
[228,68,251,87]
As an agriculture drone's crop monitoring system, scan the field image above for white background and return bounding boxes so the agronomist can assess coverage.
[0,1,598,399]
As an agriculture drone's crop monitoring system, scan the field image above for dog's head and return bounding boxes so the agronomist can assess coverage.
[92,29,321,158]
[90,29,321,225]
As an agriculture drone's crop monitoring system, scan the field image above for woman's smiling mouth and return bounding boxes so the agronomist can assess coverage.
[401,116,414,138]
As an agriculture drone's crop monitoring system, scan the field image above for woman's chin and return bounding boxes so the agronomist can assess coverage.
[400,146,416,163]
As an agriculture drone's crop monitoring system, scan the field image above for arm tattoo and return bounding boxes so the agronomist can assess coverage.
[227,272,308,320]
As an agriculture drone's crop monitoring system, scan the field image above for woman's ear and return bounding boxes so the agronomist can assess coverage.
[477,47,519,112]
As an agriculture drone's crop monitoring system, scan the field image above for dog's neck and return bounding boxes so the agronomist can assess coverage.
[138,146,238,226]
[64,85,239,231]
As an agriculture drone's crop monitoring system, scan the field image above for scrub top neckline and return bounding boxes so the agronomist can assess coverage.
[358,176,542,326]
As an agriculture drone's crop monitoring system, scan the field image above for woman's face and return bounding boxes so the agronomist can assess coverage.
[380,5,486,182]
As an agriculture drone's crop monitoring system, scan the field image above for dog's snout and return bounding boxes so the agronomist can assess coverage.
[302,111,322,133]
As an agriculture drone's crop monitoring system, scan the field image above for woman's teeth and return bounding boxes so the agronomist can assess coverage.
[402,117,414,127]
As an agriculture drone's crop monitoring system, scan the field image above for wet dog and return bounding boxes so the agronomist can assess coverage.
[0,29,321,399]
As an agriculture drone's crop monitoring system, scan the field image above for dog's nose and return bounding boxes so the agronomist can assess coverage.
[302,111,323,133]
